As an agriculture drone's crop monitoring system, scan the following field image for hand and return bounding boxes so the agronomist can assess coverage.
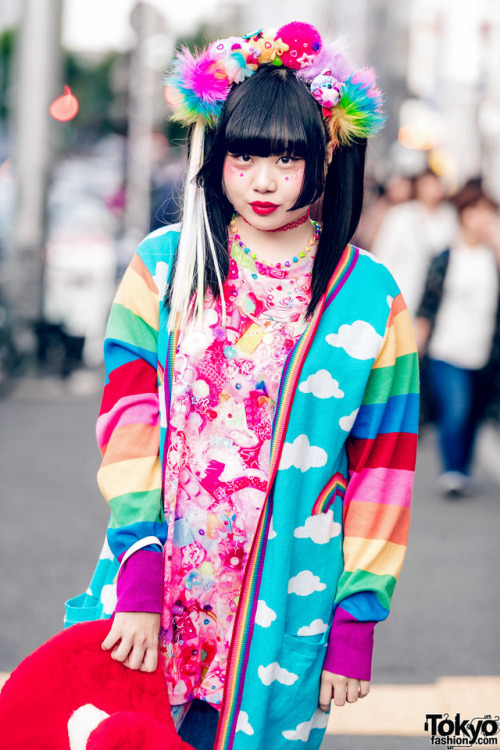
[319,670,370,710]
[101,612,161,672]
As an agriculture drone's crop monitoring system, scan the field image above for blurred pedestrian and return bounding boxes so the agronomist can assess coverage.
[74,23,418,750]
[415,180,500,496]
[354,172,414,251]
[372,168,457,317]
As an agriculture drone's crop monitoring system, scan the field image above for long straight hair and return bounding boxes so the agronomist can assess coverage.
[166,64,366,324]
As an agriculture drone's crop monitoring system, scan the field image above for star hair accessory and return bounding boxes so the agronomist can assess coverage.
[164,20,386,147]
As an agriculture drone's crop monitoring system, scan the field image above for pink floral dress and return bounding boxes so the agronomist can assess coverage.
[159,239,313,709]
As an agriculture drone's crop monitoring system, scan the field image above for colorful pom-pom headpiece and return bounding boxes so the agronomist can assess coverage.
[165,21,386,148]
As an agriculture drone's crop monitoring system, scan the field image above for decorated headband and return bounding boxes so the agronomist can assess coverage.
[165,21,386,148]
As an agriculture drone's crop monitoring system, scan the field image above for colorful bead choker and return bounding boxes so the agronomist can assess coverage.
[241,210,310,232]
[230,213,320,269]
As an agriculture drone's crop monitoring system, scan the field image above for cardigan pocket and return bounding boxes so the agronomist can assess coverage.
[310,471,347,515]
[64,528,119,627]
[261,631,330,748]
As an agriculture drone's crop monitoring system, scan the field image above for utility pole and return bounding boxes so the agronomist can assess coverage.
[122,1,166,263]
[11,0,63,345]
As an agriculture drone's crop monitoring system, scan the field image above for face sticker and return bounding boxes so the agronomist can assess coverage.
[282,166,304,183]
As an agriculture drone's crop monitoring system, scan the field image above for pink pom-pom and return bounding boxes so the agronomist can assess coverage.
[179,47,230,104]
[275,21,322,70]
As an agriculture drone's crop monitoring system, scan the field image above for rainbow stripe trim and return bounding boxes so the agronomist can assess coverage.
[215,244,358,749]
[165,322,180,417]
[325,244,358,309]
[161,322,181,491]
[311,472,347,515]
[267,244,358,493]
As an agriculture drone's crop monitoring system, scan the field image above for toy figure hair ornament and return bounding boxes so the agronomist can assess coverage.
[164,21,386,149]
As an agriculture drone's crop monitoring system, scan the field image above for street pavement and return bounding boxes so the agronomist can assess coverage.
[1,373,499,749]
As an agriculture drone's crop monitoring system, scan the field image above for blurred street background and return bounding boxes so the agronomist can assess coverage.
[1,0,500,746]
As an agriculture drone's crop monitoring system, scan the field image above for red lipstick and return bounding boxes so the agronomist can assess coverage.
[250,201,279,215]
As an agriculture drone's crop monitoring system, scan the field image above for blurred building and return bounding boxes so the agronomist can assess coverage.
[0,0,21,32]
[403,0,500,197]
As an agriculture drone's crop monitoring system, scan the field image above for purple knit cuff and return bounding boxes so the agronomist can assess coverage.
[323,607,375,681]
[115,549,164,613]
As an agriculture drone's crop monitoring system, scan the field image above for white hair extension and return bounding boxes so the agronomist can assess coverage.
[168,120,226,332]
[202,181,227,328]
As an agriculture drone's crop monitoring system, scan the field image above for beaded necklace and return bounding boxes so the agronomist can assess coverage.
[230,213,320,270]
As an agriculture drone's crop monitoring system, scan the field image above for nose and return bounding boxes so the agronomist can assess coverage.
[252,159,277,193]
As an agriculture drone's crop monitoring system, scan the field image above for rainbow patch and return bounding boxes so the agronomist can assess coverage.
[215,244,358,749]
[311,472,347,515]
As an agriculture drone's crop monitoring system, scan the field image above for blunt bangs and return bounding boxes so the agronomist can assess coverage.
[199,65,328,211]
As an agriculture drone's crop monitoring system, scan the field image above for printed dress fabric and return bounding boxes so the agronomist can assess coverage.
[159,240,314,708]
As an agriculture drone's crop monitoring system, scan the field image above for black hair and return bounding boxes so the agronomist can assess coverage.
[453,178,498,216]
[167,64,367,318]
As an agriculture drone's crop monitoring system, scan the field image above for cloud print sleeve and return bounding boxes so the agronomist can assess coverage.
[323,292,419,680]
[96,249,167,614]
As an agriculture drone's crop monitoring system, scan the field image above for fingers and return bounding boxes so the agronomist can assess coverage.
[110,634,133,663]
[332,675,348,706]
[140,646,159,673]
[101,612,160,671]
[319,674,333,712]
[101,620,121,652]
[359,680,370,698]
[320,671,371,710]
[346,678,360,704]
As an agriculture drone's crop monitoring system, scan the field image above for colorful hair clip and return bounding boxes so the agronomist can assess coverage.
[164,21,386,144]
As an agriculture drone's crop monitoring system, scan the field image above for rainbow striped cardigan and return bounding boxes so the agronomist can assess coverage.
[96,224,418,749]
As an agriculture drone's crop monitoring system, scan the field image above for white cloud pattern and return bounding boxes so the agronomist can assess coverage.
[294,509,341,545]
[258,662,299,686]
[153,261,170,298]
[268,516,277,540]
[280,435,328,473]
[288,570,326,596]
[255,600,277,629]
[282,708,329,741]
[326,320,383,360]
[339,408,359,432]
[298,370,344,399]
[99,537,114,561]
[100,583,117,616]
[236,711,254,736]
[297,619,329,636]
[358,247,383,264]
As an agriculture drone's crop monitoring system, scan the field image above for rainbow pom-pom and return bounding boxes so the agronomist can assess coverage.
[165,46,232,128]
[328,67,386,146]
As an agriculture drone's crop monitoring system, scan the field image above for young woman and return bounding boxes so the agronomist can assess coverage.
[416,181,500,496]
[93,23,418,750]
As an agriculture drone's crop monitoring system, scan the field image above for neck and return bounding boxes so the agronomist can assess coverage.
[241,210,310,233]
[230,212,319,267]
[460,229,482,249]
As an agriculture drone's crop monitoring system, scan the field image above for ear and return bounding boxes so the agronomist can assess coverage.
[326,140,334,166]
[68,704,110,750]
